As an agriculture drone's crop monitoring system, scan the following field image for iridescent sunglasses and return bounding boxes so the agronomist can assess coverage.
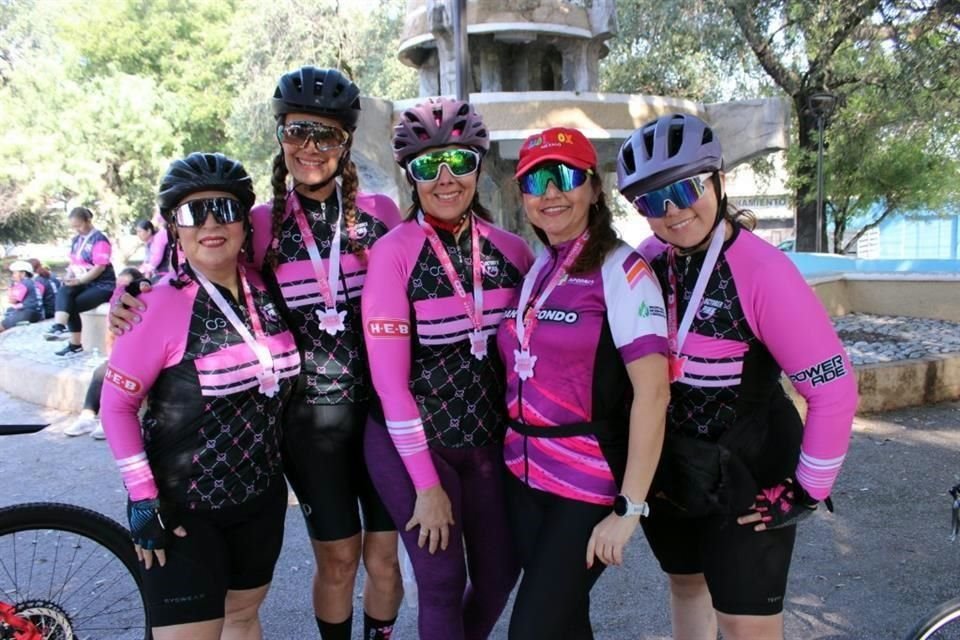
[518,163,593,197]
[406,148,481,182]
[277,121,350,152]
[630,172,714,218]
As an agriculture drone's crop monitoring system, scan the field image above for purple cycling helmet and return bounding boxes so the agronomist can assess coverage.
[392,98,490,166]
[616,113,723,200]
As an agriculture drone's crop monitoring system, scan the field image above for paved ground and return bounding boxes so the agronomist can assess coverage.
[0,391,958,638]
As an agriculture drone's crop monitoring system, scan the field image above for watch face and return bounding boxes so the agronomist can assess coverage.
[613,495,627,516]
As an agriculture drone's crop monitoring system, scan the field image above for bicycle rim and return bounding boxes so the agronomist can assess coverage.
[907,597,960,639]
[0,502,149,640]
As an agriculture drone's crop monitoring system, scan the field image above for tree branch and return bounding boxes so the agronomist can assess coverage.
[809,0,884,78]
[724,0,801,94]
[842,201,899,253]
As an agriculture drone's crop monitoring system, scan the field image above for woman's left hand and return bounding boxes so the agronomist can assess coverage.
[586,513,641,569]
[64,277,79,287]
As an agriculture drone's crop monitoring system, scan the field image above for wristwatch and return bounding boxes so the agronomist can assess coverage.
[613,494,650,518]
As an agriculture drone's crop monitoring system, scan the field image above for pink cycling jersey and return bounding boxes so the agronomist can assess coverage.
[363,217,534,489]
[497,241,669,506]
[249,191,400,404]
[639,225,858,499]
[100,266,301,509]
[69,228,116,289]
[7,279,42,313]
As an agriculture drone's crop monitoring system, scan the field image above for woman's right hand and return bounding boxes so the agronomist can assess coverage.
[405,484,454,554]
[109,283,152,336]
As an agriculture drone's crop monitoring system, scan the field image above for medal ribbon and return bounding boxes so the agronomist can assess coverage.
[417,210,485,338]
[288,186,344,314]
[665,221,727,380]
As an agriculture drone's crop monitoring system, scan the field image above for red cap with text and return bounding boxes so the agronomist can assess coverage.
[515,127,598,177]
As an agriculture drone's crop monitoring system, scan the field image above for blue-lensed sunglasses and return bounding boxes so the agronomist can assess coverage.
[518,163,593,197]
[631,173,714,218]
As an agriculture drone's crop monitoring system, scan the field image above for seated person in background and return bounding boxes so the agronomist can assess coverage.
[1,260,44,332]
[64,267,144,439]
[29,258,60,319]
[136,219,171,281]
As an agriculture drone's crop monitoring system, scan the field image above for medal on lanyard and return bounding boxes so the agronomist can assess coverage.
[418,211,488,360]
[194,265,279,397]
[289,188,348,335]
[666,221,727,383]
[512,231,589,381]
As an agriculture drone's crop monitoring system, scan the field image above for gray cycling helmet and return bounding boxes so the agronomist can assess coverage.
[616,113,723,199]
[272,66,361,130]
[158,152,256,220]
[392,98,490,166]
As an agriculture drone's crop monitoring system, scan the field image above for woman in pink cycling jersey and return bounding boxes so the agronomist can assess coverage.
[499,127,670,638]
[362,98,533,640]
[101,152,301,640]
[616,113,859,640]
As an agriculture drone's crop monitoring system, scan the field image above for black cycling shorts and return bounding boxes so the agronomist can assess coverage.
[641,498,797,616]
[140,478,287,628]
[281,399,395,541]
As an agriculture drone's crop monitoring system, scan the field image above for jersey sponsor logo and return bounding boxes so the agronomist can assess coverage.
[104,365,144,396]
[503,308,579,324]
[696,297,724,320]
[366,318,411,338]
[638,302,666,319]
[352,221,369,239]
[788,354,848,387]
[261,302,280,323]
[623,255,652,288]
[566,277,595,286]
[482,259,500,278]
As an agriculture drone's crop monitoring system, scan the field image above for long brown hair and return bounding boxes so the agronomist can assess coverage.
[264,118,364,269]
[530,175,619,275]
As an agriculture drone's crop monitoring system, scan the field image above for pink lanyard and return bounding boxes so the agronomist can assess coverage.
[665,221,726,382]
[193,264,279,397]
[417,211,487,360]
[288,188,348,335]
[511,231,589,381]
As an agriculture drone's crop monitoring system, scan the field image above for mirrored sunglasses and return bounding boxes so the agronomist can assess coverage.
[518,163,593,196]
[277,121,350,151]
[631,173,713,218]
[172,197,247,228]
[407,148,481,183]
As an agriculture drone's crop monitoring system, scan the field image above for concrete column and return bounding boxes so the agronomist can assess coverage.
[418,50,441,97]
[479,41,503,92]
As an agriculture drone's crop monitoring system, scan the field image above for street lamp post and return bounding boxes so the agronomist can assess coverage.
[808,91,838,253]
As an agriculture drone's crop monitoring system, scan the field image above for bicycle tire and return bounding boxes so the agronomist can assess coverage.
[0,502,150,640]
[906,596,960,639]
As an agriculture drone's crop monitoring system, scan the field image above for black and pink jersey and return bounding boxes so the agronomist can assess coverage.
[250,191,401,405]
[100,267,301,510]
[639,225,858,499]
[68,228,116,289]
[363,218,534,490]
[497,241,669,506]
[7,278,42,314]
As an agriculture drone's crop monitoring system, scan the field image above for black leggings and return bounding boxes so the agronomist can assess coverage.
[505,473,611,640]
[1,308,41,330]
[55,283,111,333]
[83,362,107,413]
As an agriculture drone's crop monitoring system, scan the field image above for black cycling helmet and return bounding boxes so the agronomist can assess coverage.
[272,66,362,130]
[157,152,256,220]
[616,113,723,200]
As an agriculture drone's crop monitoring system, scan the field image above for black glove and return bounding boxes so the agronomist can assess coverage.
[752,477,833,530]
[127,497,172,550]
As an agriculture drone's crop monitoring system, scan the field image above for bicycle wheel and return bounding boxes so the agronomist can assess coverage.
[0,502,149,640]
[906,596,960,639]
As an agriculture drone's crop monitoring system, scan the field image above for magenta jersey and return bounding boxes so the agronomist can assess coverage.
[363,217,535,490]
[7,279,42,314]
[249,191,401,405]
[639,225,858,499]
[497,241,669,506]
[69,228,116,289]
[100,267,301,510]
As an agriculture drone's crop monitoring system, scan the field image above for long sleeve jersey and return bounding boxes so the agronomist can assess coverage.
[497,241,669,506]
[363,217,534,489]
[100,267,301,510]
[68,229,116,289]
[250,191,401,404]
[639,224,858,499]
[7,278,42,314]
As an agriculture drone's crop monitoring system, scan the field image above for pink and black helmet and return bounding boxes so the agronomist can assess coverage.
[392,98,490,166]
[616,113,723,200]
